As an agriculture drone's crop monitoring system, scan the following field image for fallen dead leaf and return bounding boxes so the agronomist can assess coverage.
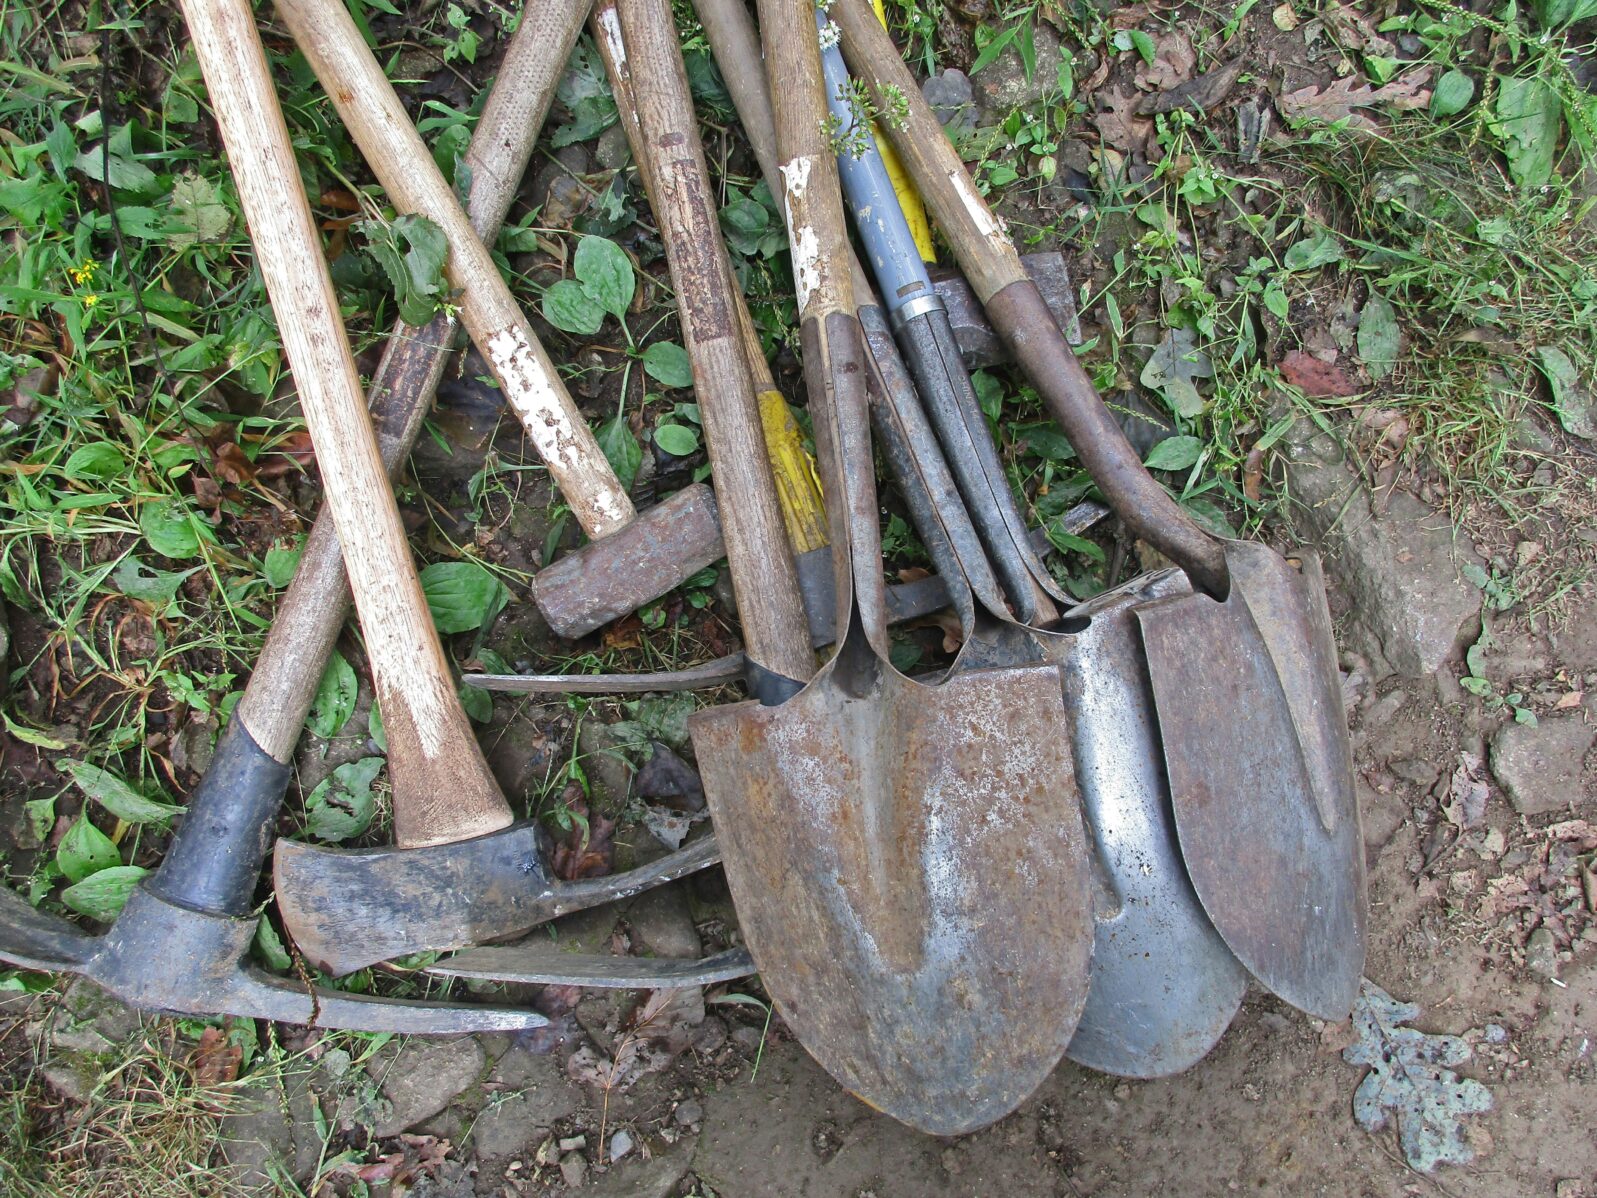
[1280,350,1360,398]
[1442,753,1488,831]
[1554,691,1585,709]
[188,1026,242,1087]
[1277,69,1433,131]
[1095,85,1155,152]
[1318,2,1395,54]
[1272,2,1299,30]
[1139,59,1246,115]
[1134,30,1196,92]
[1243,445,1265,503]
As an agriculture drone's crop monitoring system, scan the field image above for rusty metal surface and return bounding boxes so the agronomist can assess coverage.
[272,828,725,977]
[430,944,755,987]
[690,661,1090,1135]
[688,307,1091,1135]
[1053,574,1247,1077]
[532,483,724,638]
[931,251,1079,369]
[0,885,551,1033]
[1136,540,1367,1021]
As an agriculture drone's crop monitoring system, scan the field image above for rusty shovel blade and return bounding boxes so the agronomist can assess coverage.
[1135,539,1366,1021]
[689,656,1092,1136]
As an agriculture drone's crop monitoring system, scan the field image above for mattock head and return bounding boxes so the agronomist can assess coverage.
[0,884,548,1034]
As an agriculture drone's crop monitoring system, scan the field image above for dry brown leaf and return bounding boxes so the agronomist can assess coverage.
[188,1026,242,1087]
[1134,30,1196,92]
[1095,85,1154,152]
[1554,690,1585,709]
[1280,350,1360,397]
[1277,68,1433,131]
[1243,445,1265,503]
[1318,2,1394,54]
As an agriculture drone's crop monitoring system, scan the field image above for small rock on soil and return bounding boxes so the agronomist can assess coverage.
[1489,716,1596,816]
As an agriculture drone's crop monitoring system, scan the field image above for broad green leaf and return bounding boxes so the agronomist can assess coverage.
[23,797,55,846]
[542,278,605,335]
[253,914,292,971]
[360,213,451,326]
[113,557,200,606]
[1016,422,1076,461]
[57,817,120,884]
[1492,76,1561,190]
[63,442,126,480]
[1144,435,1204,472]
[1357,291,1400,379]
[62,865,148,922]
[74,129,159,194]
[140,497,202,560]
[1534,345,1597,438]
[1046,527,1107,562]
[420,560,510,634]
[1430,70,1475,118]
[1263,278,1290,320]
[641,341,694,389]
[63,759,181,825]
[307,650,358,739]
[574,236,634,320]
[1364,55,1400,84]
[596,414,642,491]
[368,702,387,752]
[263,539,303,588]
[653,423,701,457]
[1282,229,1344,272]
[1128,29,1156,66]
[169,173,232,247]
[305,757,384,842]
[459,681,492,723]
[1140,328,1212,419]
[969,22,1019,76]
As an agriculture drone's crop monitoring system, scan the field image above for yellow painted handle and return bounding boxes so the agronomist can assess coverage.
[870,0,935,263]
[758,389,829,555]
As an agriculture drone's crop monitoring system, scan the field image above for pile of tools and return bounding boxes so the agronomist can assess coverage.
[0,0,1367,1134]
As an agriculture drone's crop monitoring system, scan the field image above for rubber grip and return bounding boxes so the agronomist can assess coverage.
[145,719,292,918]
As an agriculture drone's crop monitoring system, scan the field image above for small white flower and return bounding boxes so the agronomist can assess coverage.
[817,20,840,49]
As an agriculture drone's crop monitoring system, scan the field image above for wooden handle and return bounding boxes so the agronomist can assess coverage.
[829,0,1026,303]
[236,3,589,765]
[616,0,816,685]
[272,0,635,541]
[185,0,509,847]
[593,0,827,556]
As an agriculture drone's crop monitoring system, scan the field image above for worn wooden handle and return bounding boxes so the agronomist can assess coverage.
[272,0,634,541]
[237,0,591,766]
[592,0,827,557]
[829,0,1026,303]
[184,0,509,847]
[617,0,816,685]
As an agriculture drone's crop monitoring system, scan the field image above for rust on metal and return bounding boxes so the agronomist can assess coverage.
[1136,539,1366,1021]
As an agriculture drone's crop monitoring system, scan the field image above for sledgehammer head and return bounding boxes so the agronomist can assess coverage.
[533,483,724,638]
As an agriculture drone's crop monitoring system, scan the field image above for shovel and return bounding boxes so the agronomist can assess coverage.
[684,0,1091,1135]
[831,0,1365,1021]
[816,25,1249,1077]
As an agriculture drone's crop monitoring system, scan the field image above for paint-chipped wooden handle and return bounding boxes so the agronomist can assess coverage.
[237,1,589,765]
[617,0,816,685]
[758,0,853,326]
[184,0,510,846]
[829,0,1026,303]
[592,0,828,557]
[272,0,635,541]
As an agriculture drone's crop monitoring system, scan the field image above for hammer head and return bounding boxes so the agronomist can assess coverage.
[272,824,725,977]
[0,883,548,1033]
[532,483,724,639]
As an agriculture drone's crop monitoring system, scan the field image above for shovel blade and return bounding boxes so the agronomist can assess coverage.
[1136,543,1366,1020]
[689,661,1092,1136]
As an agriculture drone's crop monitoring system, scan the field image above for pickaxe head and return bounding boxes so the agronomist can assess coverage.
[0,723,548,1033]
